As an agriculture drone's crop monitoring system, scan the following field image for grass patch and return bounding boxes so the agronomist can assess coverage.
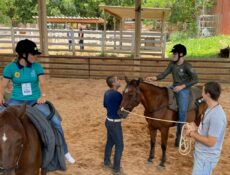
[166,35,230,59]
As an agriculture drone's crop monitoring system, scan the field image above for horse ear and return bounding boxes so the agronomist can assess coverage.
[124,76,129,84]
[137,77,143,85]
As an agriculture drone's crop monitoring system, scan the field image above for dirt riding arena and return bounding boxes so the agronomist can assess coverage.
[47,78,230,175]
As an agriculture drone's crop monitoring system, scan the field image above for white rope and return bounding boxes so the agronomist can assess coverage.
[121,108,193,155]
[179,125,194,155]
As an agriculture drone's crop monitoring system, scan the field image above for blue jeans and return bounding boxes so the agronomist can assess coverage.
[104,120,124,171]
[175,88,190,140]
[7,99,68,154]
[192,152,217,175]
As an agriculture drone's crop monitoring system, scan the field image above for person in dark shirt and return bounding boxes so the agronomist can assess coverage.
[103,76,126,175]
[78,27,84,50]
[146,44,198,147]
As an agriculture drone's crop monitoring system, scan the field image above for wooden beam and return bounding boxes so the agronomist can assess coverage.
[104,9,122,20]
[161,11,165,59]
[38,0,48,55]
[134,0,141,59]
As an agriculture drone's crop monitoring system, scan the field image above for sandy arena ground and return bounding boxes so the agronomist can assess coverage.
[46,78,230,175]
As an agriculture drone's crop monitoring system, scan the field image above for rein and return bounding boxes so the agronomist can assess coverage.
[121,108,193,155]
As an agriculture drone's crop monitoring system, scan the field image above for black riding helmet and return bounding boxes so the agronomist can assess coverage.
[171,44,187,56]
[15,39,41,65]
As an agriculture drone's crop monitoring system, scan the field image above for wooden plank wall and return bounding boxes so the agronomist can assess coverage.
[0,54,230,83]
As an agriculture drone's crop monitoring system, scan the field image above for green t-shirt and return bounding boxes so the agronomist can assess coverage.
[3,61,44,101]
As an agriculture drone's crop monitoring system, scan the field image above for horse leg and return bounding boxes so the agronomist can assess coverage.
[148,127,157,163]
[158,127,169,168]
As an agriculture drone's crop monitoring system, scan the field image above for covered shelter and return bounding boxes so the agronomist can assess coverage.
[99,5,170,58]
[34,16,104,30]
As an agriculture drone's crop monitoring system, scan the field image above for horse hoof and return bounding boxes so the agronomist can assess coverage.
[157,165,165,171]
[147,158,153,164]
[157,164,165,171]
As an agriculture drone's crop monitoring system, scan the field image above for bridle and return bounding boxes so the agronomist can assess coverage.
[123,84,168,114]
[0,143,24,173]
[122,85,141,111]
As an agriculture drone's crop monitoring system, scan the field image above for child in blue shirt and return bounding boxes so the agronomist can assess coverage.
[103,76,126,175]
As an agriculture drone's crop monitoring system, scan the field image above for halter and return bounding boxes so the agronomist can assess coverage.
[0,143,24,173]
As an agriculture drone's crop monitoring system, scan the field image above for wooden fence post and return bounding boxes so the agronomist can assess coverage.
[11,27,15,54]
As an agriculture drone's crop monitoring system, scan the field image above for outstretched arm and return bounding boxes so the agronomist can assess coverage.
[156,62,173,80]
[145,62,173,81]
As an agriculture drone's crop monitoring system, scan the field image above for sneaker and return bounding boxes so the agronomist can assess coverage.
[65,152,76,164]
[112,169,127,175]
[103,162,112,168]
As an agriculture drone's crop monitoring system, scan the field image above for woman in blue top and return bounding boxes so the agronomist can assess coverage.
[0,39,75,164]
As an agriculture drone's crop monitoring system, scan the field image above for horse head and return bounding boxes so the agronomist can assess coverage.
[118,77,143,118]
[0,104,26,174]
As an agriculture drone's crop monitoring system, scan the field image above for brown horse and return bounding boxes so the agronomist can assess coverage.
[0,104,46,175]
[119,78,206,168]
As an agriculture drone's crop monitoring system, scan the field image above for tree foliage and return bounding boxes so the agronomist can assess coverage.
[0,0,215,35]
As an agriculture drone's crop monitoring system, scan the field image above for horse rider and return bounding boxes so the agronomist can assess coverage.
[0,39,75,164]
[146,44,198,147]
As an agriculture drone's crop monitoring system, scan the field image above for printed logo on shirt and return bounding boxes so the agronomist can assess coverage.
[31,70,36,77]
[14,72,20,78]
[180,69,183,72]
[190,68,195,73]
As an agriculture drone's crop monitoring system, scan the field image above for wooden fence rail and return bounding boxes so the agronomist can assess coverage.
[0,54,230,83]
[0,27,166,58]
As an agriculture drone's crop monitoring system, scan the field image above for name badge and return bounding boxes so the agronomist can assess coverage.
[22,83,32,96]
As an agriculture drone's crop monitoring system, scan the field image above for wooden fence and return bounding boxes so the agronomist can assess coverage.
[0,27,166,58]
[0,54,230,83]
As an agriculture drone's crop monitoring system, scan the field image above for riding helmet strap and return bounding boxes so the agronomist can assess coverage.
[174,53,182,64]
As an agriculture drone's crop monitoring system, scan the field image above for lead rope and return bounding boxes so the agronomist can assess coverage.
[121,108,193,156]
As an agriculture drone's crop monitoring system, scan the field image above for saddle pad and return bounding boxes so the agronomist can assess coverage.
[167,86,202,111]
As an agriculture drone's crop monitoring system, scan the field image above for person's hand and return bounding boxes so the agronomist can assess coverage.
[0,94,5,106]
[173,84,186,92]
[184,122,197,137]
[37,96,46,104]
[145,76,157,81]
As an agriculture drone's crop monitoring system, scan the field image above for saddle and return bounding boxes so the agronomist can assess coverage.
[28,101,66,171]
[167,86,202,112]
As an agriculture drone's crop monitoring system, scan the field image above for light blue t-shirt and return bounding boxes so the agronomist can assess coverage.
[3,61,44,101]
[194,105,227,162]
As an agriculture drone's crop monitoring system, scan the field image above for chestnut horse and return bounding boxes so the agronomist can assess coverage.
[119,79,206,168]
[0,104,46,175]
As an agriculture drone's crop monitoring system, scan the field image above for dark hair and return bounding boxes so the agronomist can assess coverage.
[204,82,221,101]
[106,76,116,88]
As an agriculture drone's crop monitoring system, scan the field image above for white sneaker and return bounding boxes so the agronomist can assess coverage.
[65,152,76,164]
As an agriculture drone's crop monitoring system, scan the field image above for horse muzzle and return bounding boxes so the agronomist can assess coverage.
[0,166,16,174]
[118,107,130,119]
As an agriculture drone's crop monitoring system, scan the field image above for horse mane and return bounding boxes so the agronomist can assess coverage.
[141,81,166,90]
[126,79,168,97]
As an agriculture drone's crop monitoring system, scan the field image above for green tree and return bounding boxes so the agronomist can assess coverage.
[0,0,16,25]
[15,0,37,24]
